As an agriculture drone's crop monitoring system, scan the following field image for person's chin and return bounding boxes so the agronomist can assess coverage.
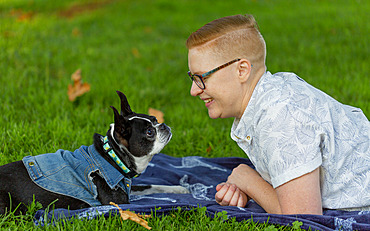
[208,109,221,119]
[208,109,234,119]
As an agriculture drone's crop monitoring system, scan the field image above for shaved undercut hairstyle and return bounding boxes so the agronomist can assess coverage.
[186,14,266,70]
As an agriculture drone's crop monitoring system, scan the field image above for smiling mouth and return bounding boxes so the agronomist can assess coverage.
[203,98,213,103]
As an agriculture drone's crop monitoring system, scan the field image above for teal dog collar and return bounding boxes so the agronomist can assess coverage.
[103,136,138,177]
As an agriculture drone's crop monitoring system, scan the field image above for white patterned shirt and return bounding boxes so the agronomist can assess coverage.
[231,71,370,210]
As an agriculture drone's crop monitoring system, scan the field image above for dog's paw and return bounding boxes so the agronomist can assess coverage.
[172,186,190,194]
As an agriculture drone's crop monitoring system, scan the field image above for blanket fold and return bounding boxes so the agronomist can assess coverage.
[34,153,370,231]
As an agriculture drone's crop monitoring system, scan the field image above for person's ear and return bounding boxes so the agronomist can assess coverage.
[237,59,252,83]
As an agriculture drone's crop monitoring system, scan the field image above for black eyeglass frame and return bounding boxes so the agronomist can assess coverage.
[187,58,241,90]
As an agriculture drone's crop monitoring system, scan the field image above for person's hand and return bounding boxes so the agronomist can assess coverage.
[215,183,249,207]
[215,164,257,207]
[226,164,260,187]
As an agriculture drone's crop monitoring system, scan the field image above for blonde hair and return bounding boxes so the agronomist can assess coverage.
[186,14,266,69]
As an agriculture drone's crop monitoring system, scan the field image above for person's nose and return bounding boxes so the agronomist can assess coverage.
[190,81,203,97]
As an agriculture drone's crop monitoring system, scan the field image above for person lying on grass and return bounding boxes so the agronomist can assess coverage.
[186,14,369,215]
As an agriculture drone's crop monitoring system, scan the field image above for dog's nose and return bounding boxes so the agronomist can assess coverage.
[159,123,171,132]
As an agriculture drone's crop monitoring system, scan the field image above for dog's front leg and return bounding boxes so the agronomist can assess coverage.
[131,185,190,195]
[90,171,129,205]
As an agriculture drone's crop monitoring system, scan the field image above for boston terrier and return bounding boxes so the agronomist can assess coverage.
[0,91,188,214]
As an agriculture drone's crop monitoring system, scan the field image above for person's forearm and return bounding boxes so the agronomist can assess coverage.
[227,165,323,215]
[240,176,281,214]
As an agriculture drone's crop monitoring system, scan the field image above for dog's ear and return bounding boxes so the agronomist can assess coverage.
[110,106,129,135]
[110,105,121,125]
[110,106,130,147]
[116,91,133,117]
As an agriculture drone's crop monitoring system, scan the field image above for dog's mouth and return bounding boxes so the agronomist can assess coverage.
[158,131,172,145]
[165,132,172,144]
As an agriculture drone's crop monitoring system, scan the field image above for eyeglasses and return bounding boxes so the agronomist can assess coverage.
[188,58,241,90]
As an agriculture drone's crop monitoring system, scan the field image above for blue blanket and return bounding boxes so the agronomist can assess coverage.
[34,153,370,230]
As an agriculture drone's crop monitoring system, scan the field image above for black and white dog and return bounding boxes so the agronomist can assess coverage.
[0,91,188,214]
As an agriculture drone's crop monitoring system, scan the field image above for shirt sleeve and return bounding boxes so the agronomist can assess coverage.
[256,101,324,188]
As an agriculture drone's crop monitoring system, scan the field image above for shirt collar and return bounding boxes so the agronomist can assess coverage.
[231,71,271,143]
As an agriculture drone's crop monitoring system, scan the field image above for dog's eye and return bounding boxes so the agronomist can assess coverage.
[146,127,155,138]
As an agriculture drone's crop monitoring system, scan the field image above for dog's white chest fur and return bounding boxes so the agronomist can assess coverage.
[134,135,168,173]
[133,155,155,173]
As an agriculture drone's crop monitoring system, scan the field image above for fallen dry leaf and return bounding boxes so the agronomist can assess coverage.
[71,69,82,81]
[72,27,81,37]
[144,26,152,33]
[67,69,90,101]
[58,0,113,18]
[110,202,152,230]
[148,108,164,123]
[10,9,34,22]
[131,48,141,58]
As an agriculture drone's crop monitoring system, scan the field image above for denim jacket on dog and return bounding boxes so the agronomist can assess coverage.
[22,145,131,206]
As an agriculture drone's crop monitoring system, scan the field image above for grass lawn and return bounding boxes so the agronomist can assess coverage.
[0,0,369,230]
